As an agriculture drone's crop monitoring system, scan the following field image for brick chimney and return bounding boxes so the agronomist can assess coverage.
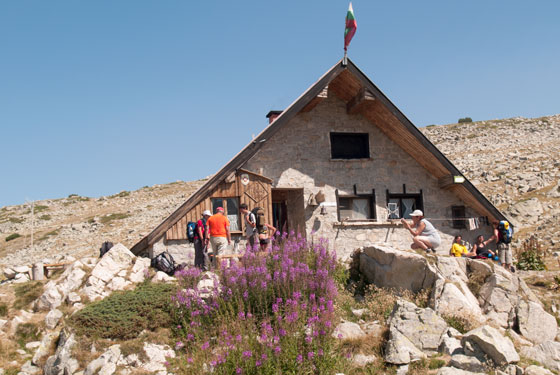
[266,110,283,124]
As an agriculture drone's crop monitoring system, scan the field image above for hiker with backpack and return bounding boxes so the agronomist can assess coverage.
[489,220,514,271]
[240,203,257,249]
[206,207,231,268]
[194,210,211,270]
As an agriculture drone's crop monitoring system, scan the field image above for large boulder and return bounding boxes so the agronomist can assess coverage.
[432,277,485,325]
[35,261,87,311]
[462,325,519,365]
[449,354,486,372]
[520,341,560,372]
[384,300,448,364]
[43,330,79,375]
[84,344,121,375]
[332,321,366,340]
[437,367,486,375]
[142,342,176,372]
[83,243,136,300]
[516,300,557,344]
[359,245,438,293]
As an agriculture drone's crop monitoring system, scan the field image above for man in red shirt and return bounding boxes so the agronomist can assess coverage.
[206,207,231,267]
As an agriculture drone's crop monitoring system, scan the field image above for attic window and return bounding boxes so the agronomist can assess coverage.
[330,132,370,159]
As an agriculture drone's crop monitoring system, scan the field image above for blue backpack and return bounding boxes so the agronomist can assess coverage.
[186,222,197,243]
[498,220,513,244]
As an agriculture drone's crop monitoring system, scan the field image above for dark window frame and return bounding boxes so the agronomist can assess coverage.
[210,197,241,232]
[451,205,466,229]
[336,187,376,221]
[386,189,424,219]
[330,132,370,159]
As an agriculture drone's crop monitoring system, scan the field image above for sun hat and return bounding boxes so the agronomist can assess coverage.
[216,207,224,212]
[202,210,212,216]
[409,209,424,217]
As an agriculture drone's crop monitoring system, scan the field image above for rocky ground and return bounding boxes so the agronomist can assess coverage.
[2,242,560,374]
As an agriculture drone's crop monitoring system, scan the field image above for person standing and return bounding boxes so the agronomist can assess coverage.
[194,210,211,270]
[206,207,231,267]
[489,221,513,271]
[401,209,441,253]
[240,203,257,249]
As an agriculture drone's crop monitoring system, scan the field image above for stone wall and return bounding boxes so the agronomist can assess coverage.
[243,94,493,259]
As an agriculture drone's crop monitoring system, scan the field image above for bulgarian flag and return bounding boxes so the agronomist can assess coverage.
[344,3,357,51]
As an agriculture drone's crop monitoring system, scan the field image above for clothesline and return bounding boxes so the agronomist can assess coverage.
[422,216,488,230]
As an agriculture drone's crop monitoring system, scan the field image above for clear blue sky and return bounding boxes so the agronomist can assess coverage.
[1,1,559,207]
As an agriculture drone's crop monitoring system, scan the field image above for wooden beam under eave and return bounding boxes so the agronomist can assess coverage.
[347,87,375,115]
[300,87,328,113]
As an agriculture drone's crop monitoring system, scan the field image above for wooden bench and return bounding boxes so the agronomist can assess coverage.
[43,262,72,277]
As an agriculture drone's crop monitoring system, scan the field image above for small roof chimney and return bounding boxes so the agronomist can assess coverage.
[266,110,283,124]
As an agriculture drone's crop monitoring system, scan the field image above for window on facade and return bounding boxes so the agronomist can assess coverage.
[451,205,466,229]
[337,195,375,221]
[387,193,422,219]
[211,197,240,231]
[330,132,370,159]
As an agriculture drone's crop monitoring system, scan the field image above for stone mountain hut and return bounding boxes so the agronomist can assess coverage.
[131,58,510,262]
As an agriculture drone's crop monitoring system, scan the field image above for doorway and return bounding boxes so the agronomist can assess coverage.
[271,188,305,236]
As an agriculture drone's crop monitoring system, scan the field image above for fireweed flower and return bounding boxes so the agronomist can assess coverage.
[308,351,314,360]
[297,354,303,363]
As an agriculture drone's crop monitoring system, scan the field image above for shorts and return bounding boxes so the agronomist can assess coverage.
[259,238,270,245]
[498,243,512,264]
[417,235,441,249]
[210,237,228,255]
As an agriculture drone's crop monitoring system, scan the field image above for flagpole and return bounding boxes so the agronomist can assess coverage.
[343,50,347,66]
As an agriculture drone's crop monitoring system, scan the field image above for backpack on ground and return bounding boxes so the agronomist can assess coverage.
[498,220,513,244]
[186,221,197,243]
[99,241,114,258]
[151,252,176,276]
[251,207,266,229]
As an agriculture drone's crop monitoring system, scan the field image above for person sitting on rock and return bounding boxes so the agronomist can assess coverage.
[401,210,441,254]
[466,234,496,259]
[450,235,468,257]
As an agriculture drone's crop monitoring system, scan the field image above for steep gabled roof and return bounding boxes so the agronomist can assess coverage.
[131,58,508,255]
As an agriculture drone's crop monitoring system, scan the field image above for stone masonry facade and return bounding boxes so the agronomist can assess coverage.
[243,93,493,260]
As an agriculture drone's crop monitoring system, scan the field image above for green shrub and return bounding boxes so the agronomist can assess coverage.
[109,191,130,199]
[70,281,174,340]
[443,314,473,334]
[39,215,51,221]
[99,213,130,224]
[458,117,473,123]
[5,233,21,242]
[8,217,23,224]
[34,205,49,213]
[516,249,546,271]
[0,303,8,316]
[13,282,44,310]
[68,194,79,197]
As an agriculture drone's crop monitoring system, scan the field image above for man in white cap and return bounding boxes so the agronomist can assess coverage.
[194,210,212,269]
[401,209,441,253]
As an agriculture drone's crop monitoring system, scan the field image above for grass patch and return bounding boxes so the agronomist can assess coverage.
[5,233,21,242]
[0,303,7,317]
[8,217,23,224]
[15,322,42,348]
[466,272,487,298]
[442,314,474,334]
[99,213,131,224]
[39,214,51,221]
[34,205,49,213]
[39,229,59,241]
[109,191,131,199]
[69,281,174,340]
[13,281,44,310]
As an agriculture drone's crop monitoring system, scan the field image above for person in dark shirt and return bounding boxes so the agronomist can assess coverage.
[194,210,211,269]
